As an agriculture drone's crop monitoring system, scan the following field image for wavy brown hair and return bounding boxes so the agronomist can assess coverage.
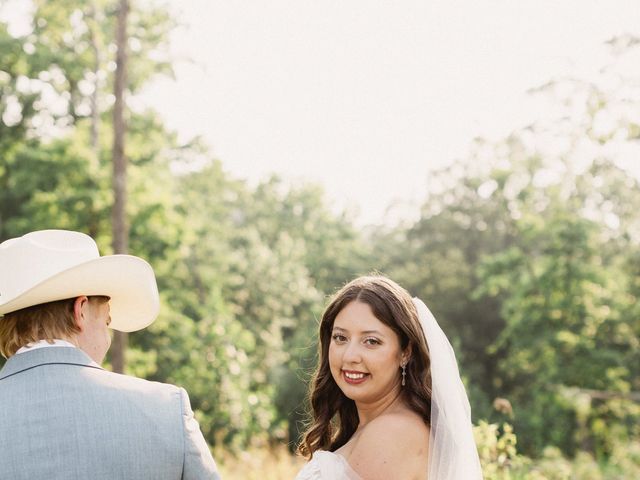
[298,275,432,458]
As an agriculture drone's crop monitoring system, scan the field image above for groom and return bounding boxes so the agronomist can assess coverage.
[0,230,221,479]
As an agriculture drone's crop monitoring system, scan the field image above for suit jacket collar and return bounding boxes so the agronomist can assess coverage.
[0,346,103,381]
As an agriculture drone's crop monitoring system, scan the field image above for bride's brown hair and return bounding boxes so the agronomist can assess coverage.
[298,275,432,458]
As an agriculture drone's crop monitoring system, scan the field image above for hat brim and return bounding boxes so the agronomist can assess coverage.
[0,255,159,332]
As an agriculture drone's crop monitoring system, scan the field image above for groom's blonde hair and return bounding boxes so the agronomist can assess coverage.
[0,296,108,358]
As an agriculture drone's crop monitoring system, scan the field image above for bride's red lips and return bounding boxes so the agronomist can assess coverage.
[341,369,370,385]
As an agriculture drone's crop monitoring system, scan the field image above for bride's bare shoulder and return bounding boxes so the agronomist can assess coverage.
[367,409,429,446]
[347,410,429,480]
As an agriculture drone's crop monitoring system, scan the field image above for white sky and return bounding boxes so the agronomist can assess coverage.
[11,0,640,225]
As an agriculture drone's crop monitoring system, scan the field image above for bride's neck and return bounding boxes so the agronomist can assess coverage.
[355,388,404,427]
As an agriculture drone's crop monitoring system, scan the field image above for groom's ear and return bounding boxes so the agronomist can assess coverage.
[73,296,90,332]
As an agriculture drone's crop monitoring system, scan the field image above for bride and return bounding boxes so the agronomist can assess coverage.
[295,275,482,479]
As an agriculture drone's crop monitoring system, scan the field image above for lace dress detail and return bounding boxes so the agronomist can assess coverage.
[295,451,362,480]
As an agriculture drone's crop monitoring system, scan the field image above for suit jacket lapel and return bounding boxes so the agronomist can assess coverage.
[0,347,103,381]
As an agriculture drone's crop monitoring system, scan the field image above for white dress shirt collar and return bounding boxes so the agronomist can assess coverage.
[15,339,77,355]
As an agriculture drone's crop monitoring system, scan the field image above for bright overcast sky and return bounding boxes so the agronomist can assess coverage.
[131,2,640,224]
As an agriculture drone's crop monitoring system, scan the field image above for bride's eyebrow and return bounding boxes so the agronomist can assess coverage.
[332,326,385,337]
[361,330,384,336]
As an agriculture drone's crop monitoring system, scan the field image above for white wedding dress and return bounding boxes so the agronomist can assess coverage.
[295,451,362,480]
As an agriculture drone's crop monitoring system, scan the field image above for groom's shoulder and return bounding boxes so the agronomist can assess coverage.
[88,368,184,402]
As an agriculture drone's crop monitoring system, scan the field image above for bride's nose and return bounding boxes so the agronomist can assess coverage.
[342,341,362,364]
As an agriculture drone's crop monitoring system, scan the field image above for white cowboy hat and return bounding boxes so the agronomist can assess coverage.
[0,230,159,332]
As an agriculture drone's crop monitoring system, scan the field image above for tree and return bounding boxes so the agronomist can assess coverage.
[110,0,129,373]
[1,0,176,371]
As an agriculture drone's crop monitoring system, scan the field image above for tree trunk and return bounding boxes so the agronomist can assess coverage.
[86,2,102,240]
[111,0,130,374]
[86,1,102,154]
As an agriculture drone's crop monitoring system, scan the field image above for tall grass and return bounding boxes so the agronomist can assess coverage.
[214,445,305,480]
[213,424,640,479]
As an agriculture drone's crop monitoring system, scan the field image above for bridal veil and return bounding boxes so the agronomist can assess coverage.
[412,298,483,479]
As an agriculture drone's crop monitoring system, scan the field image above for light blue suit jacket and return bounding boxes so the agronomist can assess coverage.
[0,347,220,480]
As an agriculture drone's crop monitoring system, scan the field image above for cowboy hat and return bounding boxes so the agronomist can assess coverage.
[0,230,159,332]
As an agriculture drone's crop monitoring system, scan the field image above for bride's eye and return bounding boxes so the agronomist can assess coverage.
[364,337,381,346]
[332,333,347,343]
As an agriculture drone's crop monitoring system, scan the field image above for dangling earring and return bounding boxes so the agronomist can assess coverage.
[401,362,407,386]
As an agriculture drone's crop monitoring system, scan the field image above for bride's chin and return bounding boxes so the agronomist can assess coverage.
[336,383,368,400]
[340,391,361,401]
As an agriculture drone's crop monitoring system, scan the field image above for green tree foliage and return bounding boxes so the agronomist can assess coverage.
[371,160,519,419]
[476,180,637,454]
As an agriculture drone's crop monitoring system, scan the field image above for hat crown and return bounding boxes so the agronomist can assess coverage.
[0,230,99,304]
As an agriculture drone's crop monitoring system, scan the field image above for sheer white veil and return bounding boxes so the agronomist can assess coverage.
[412,297,483,479]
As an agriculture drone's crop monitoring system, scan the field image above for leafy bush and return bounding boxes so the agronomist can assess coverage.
[475,422,640,480]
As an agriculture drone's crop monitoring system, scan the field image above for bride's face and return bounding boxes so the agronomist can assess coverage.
[329,300,405,403]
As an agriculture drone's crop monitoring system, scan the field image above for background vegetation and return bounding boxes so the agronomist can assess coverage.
[1,1,638,478]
